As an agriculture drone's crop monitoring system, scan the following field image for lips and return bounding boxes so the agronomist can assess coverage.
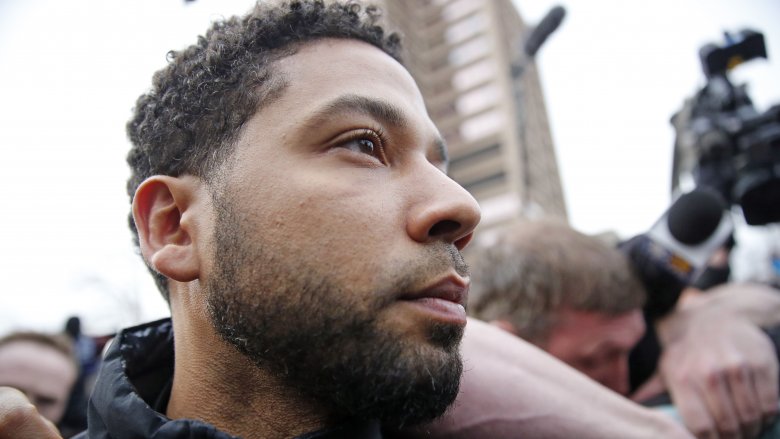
[399,275,469,304]
[397,275,469,325]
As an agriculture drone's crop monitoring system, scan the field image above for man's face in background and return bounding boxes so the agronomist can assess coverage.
[0,340,77,424]
[540,308,645,395]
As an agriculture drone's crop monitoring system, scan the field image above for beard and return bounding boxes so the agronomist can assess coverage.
[204,197,467,428]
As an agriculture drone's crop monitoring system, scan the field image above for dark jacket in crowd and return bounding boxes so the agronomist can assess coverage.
[73,318,382,439]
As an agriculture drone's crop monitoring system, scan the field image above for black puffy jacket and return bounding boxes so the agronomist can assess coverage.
[73,319,382,439]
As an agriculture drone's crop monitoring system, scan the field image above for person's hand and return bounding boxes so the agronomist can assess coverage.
[0,387,62,439]
[658,315,779,439]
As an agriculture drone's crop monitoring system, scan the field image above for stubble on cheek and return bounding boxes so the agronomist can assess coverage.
[205,184,467,424]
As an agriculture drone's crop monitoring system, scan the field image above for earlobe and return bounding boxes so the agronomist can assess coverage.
[132,175,202,283]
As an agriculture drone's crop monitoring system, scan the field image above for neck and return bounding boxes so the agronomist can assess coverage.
[166,289,333,439]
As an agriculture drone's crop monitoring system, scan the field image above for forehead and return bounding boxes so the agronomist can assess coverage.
[0,340,70,367]
[547,309,645,354]
[0,340,76,383]
[269,38,432,128]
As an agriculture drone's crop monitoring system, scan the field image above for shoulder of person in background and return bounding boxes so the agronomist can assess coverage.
[396,318,694,439]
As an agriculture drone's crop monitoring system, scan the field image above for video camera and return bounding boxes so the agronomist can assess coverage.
[671,29,780,225]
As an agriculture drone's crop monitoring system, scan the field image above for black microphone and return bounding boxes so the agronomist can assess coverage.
[621,187,733,318]
[524,6,566,58]
[627,188,734,391]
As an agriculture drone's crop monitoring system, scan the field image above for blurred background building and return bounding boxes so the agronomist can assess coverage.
[382,0,568,230]
[2,0,777,335]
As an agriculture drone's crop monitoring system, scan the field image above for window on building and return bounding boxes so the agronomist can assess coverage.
[442,0,480,22]
[445,12,485,45]
[460,109,503,141]
[463,171,507,196]
[449,142,501,172]
[452,59,496,91]
[448,35,490,66]
[455,83,500,116]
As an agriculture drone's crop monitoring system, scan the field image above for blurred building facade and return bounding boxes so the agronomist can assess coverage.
[382,0,568,230]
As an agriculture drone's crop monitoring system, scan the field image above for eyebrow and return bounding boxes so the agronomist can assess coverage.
[303,94,449,166]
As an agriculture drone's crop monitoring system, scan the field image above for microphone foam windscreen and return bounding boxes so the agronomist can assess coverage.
[667,188,727,245]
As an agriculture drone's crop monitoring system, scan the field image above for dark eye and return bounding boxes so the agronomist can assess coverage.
[336,129,387,164]
[576,357,598,372]
[35,396,57,407]
[343,138,378,156]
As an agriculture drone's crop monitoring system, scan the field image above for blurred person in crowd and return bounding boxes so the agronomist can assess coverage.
[467,219,780,438]
[59,317,98,437]
[692,235,735,291]
[0,332,78,427]
[468,219,646,395]
[63,318,97,380]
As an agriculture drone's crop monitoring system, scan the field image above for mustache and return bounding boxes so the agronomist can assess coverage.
[376,243,469,300]
[444,244,469,277]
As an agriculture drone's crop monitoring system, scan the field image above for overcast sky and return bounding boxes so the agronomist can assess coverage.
[0,0,778,335]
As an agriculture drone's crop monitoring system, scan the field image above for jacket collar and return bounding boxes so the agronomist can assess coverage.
[85,318,236,438]
[83,318,382,439]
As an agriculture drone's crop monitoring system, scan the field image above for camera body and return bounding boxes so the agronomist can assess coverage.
[672,29,780,225]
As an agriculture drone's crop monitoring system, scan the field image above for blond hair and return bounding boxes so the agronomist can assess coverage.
[468,220,645,342]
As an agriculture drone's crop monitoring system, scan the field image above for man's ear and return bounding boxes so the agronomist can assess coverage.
[489,319,520,337]
[132,175,203,283]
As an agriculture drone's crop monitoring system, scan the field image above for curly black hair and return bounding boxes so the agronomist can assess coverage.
[127,0,403,301]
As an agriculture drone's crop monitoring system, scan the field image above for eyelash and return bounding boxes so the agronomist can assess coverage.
[337,127,389,164]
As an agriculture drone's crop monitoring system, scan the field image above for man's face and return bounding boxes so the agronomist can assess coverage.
[0,341,77,423]
[201,39,480,426]
[541,308,645,395]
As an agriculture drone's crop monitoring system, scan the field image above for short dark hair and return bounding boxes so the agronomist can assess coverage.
[468,220,646,342]
[126,0,402,301]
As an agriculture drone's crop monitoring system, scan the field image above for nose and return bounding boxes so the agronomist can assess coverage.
[406,164,481,251]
